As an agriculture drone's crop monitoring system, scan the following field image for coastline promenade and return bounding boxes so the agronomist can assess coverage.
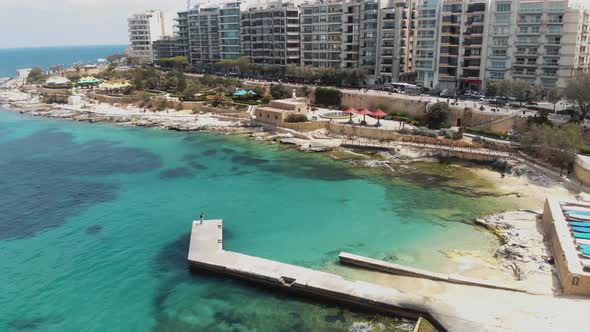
[187,219,590,332]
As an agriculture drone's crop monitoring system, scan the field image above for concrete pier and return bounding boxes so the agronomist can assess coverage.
[188,219,590,332]
[187,219,512,332]
[339,252,527,293]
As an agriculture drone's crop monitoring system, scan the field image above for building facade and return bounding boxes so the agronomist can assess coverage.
[153,37,185,59]
[485,0,590,89]
[127,10,172,63]
[437,0,487,91]
[241,1,300,66]
[376,0,416,85]
[414,0,441,88]
[164,0,590,89]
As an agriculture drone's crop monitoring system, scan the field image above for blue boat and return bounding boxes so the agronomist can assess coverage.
[565,210,590,216]
[580,244,590,250]
[572,226,590,233]
[582,248,590,257]
[574,232,590,240]
[569,221,590,228]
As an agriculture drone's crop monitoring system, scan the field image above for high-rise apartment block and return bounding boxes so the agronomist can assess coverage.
[157,0,590,90]
[241,1,301,66]
[127,10,173,63]
[485,0,589,89]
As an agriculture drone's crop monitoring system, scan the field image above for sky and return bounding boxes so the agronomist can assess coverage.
[0,0,589,49]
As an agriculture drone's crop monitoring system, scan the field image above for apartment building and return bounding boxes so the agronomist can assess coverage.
[435,0,488,91]
[162,0,590,89]
[376,0,416,84]
[219,1,242,60]
[414,0,440,88]
[300,0,380,83]
[127,10,172,63]
[300,1,345,69]
[241,1,300,66]
[153,37,185,59]
[485,0,589,89]
[176,1,241,70]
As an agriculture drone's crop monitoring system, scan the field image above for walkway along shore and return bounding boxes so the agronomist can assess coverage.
[187,219,590,332]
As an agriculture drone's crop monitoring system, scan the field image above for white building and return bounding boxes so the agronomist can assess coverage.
[127,10,173,63]
[485,0,590,89]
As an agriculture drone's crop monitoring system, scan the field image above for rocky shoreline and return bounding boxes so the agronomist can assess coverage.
[475,211,553,282]
[1,80,574,286]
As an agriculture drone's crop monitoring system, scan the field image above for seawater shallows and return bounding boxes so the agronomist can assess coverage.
[0,109,516,331]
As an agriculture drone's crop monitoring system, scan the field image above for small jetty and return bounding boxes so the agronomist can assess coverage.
[187,219,509,332]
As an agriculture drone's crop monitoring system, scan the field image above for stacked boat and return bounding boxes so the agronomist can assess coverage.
[562,204,590,259]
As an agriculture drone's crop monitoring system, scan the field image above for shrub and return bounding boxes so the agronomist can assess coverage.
[284,113,308,123]
[399,127,412,135]
[465,128,512,141]
[270,83,291,99]
[314,87,341,106]
[425,102,451,129]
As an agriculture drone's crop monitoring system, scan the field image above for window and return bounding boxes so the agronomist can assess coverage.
[490,72,505,79]
[492,49,507,56]
[496,3,511,12]
[492,61,505,69]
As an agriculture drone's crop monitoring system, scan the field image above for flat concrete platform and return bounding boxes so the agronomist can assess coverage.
[339,252,528,293]
[187,220,517,332]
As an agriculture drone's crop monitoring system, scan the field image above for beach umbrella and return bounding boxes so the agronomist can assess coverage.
[343,107,356,122]
[372,109,387,126]
[356,108,372,123]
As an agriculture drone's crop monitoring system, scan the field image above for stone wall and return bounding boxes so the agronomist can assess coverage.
[574,155,590,187]
[326,123,475,147]
[88,92,142,104]
[280,121,327,131]
[341,93,429,118]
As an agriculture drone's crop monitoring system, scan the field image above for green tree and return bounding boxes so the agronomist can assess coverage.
[26,67,47,84]
[511,80,530,105]
[236,56,252,74]
[564,73,590,122]
[155,56,188,71]
[485,82,498,97]
[183,83,200,100]
[270,84,290,99]
[547,87,562,113]
[521,123,583,169]
[314,87,341,106]
[531,85,545,101]
[425,102,451,129]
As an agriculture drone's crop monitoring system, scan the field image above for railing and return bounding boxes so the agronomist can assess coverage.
[341,139,516,158]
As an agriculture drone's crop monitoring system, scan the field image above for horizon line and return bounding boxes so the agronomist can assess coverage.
[0,43,128,51]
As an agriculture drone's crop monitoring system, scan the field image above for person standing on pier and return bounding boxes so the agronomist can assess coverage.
[200,212,204,224]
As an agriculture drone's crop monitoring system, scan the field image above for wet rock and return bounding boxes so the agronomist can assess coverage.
[349,322,373,332]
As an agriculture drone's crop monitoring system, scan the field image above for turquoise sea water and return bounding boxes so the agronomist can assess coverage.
[0,108,511,331]
[0,45,126,78]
